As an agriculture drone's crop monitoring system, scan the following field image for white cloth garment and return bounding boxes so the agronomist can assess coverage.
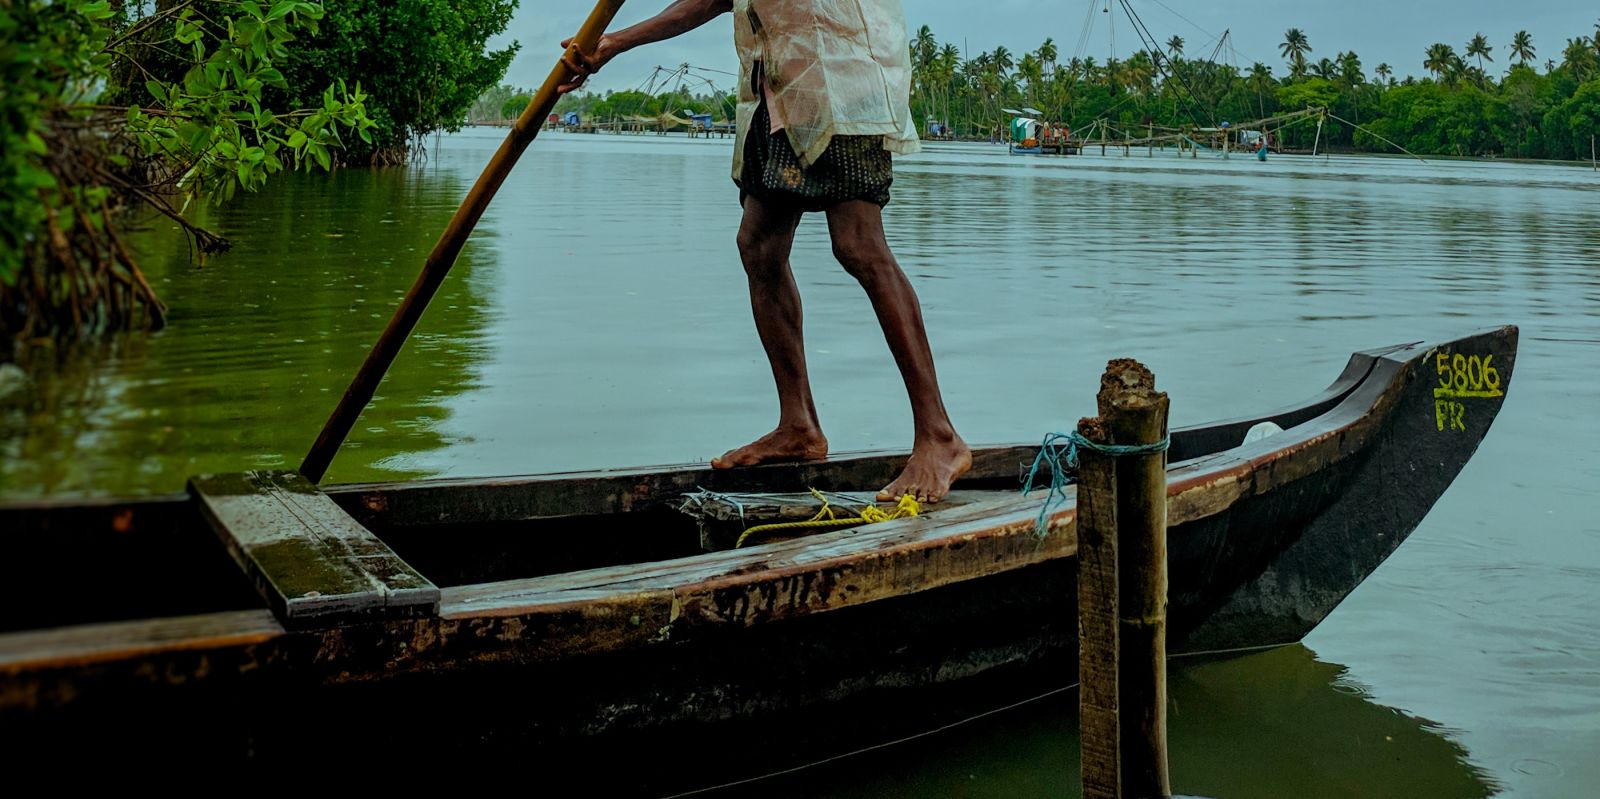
[731,0,920,180]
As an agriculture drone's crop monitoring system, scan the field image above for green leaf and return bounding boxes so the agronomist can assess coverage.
[145,80,169,103]
[180,122,211,153]
[77,1,114,21]
[287,129,307,148]
[24,131,47,155]
[18,164,56,191]
[310,143,331,170]
[184,65,211,95]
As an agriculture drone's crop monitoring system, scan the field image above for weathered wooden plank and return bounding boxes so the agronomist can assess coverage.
[446,491,1056,612]
[0,610,282,672]
[189,471,438,627]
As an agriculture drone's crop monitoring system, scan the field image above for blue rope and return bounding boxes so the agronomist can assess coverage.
[1021,431,1171,537]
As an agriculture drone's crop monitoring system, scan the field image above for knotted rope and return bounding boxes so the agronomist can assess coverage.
[1021,431,1171,537]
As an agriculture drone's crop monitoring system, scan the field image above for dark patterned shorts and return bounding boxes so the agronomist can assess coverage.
[736,90,894,212]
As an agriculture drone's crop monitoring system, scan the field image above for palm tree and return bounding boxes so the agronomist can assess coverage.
[1509,31,1535,66]
[1037,37,1058,77]
[1375,62,1393,84]
[1167,35,1185,59]
[1336,51,1366,121]
[1313,57,1337,80]
[913,25,937,68]
[992,46,1014,78]
[1124,50,1156,95]
[1564,37,1598,81]
[939,43,961,74]
[1018,53,1043,106]
[1466,33,1494,73]
[1247,62,1274,117]
[1427,43,1465,83]
[1337,51,1364,85]
[1280,28,1312,75]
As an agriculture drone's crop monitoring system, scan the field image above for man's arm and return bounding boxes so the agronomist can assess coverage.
[560,0,734,93]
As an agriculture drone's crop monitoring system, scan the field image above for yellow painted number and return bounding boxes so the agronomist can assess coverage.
[1433,351,1504,432]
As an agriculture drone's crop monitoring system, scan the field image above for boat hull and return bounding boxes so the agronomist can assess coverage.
[0,328,1518,769]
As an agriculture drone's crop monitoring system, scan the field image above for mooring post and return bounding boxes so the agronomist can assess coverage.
[1078,359,1172,799]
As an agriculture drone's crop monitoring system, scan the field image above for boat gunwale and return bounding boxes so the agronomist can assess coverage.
[0,342,1393,519]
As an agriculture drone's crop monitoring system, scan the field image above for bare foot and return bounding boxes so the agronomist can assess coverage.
[878,435,972,503]
[712,427,829,469]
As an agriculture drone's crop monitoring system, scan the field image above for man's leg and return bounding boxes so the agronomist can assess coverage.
[825,200,971,502]
[712,194,829,468]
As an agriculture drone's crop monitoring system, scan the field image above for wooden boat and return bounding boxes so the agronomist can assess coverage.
[0,327,1517,769]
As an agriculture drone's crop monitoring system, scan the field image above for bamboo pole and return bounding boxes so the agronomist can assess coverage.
[300,0,627,483]
[1592,134,1596,172]
[1078,359,1172,799]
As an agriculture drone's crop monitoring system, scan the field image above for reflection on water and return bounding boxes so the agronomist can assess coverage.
[731,646,1495,799]
[3,130,1598,796]
[2,167,495,493]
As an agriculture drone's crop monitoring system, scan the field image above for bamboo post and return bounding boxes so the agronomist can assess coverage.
[1591,134,1596,172]
[299,0,628,483]
[1078,359,1172,799]
[1148,124,1153,157]
[1101,122,1108,156]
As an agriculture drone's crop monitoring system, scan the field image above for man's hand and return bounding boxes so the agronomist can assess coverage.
[555,0,732,94]
[558,34,621,94]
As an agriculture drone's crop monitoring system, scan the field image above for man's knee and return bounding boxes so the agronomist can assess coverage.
[737,226,783,273]
[832,237,893,284]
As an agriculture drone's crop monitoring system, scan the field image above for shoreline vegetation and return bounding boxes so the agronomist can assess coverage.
[538,22,1600,165]
[2,0,515,342]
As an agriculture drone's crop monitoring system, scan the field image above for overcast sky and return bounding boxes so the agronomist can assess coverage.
[493,1,1596,94]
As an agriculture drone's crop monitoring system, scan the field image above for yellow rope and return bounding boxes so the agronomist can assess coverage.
[734,489,922,548]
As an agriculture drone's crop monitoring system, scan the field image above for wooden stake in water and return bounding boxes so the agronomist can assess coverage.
[300,0,628,483]
[1078,359,1172,799]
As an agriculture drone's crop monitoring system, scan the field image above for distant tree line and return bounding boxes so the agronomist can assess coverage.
[510,21,1600,161]
[903,22,1600,159]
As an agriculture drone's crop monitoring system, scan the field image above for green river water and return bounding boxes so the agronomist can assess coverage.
[3,129,1598,797]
